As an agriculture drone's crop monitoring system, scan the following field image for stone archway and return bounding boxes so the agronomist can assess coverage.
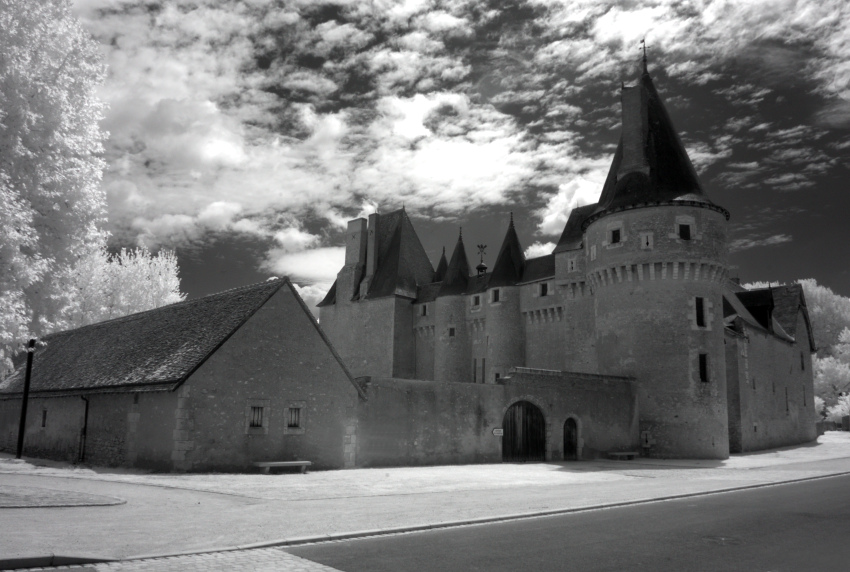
[502,401,546,462]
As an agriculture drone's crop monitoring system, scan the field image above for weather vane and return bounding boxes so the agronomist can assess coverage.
[476,244,488,276]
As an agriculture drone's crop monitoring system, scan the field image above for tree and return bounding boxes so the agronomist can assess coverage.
[64,247,186,329]
[797,279,850,357]
[0,0,107,373]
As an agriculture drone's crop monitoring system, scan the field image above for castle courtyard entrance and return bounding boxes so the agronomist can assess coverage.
[564,418,578,460]
[502,401,546,462]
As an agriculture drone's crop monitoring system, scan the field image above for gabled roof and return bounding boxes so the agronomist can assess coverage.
[585,66,728,228]
[366,209,433,299]
[554,204,597,253]
[488,216,525,288]
[0,279,366,399]
[438,231,470,296]
[433,247,448,282]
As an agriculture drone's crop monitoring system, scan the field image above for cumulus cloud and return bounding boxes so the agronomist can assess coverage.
[262,246,345,286]
[535,174,606,236]
[525,242,556,259]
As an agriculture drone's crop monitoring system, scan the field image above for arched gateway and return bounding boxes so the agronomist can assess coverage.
[502,401,546,462]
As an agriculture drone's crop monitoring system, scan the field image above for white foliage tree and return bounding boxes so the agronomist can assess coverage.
[65,247,186,328]
[1,1,186,374]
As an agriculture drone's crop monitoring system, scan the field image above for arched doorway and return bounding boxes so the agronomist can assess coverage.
[502,401,546,462]
[564,418,578,460]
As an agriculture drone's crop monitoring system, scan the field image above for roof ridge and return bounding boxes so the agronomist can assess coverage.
[41,278,287,339]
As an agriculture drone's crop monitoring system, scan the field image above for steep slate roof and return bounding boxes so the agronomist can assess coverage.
[438,231,471,296]
[729,286,816,347]
[519,254,555,284]
[365,208,434,299]
[585,65,729,228]
[488,217,526,288]
[0,279,366,399]
[433,248,448,282]
[554,204,597,253]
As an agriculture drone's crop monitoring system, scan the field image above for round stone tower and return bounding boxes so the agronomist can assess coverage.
[434,231,472,383]
[584,63,731,458]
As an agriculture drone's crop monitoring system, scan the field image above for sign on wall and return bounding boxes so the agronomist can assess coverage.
[492,428,504,436]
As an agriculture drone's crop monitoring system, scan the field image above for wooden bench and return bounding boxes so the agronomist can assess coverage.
[253,461,312,474]
[608,451,638,461]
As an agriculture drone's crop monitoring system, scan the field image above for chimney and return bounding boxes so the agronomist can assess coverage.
[345,218,367,267]
[617,84,650,180]
[360,213,380,298]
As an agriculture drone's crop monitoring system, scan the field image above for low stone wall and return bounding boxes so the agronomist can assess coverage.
[355,369,639,467]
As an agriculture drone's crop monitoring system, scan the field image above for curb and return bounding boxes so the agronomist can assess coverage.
[126,469,850,561]
[0,553,116,571]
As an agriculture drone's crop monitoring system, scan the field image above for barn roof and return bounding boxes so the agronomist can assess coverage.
[0,278,366,398]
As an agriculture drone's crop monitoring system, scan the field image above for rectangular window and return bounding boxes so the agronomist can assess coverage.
[473,358,477,383]
[803,385,807,407]
[495,372,500,381]
[421,304,427,316]
[449,327,456,337]
[695,297,706,327]
[590,245,597,260]
[800,352,805,371]
[699,353,709,383]
[249,406,264,428]
[568,258,576,272]
[611,228,621,244]
[41,409,47,428]
[679,224,692,240]
[482,358,486,381]
[540,283,548,297]
[640,232,654,250]
[473,295,480,306]
[288,407,301,428]
[785,388,789,413]
[492,289,500,303]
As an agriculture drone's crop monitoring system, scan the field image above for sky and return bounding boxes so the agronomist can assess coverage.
[70,0,850,310]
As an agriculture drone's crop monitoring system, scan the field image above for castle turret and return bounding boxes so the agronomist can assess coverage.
[434,231,472,382]
[583,64,731,458]
[484,216,525,382]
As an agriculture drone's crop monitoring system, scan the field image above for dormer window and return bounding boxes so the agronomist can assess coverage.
[678,224,692,240]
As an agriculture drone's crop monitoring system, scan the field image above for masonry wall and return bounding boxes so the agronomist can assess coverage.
[412,300,435,380]
[0,391,177,469]
[521,280,566,372]
[320,296,399,378]
[183,286,360,472]
[727,313,816,453]
[355,371,638,467]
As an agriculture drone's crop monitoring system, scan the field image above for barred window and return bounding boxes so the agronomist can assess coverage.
[249,406,264,428]
[288,407,301,429]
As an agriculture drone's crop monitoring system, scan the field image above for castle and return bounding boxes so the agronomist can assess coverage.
[319,63,817,460]
[1,64,816,471]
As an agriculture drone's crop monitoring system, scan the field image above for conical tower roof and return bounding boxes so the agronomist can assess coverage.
[438,230,470,296]
[433,247,448,282]
[488,215,525,288]
[585,64,728,228]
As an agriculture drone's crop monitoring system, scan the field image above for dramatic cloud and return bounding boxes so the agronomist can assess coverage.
[67,0,850,295]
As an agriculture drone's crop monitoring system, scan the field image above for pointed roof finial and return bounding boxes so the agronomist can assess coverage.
[458,226,463,241]
[640,38,648,74]
[509,212,514,227]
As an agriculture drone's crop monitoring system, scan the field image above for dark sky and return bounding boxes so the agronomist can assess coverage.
[73,0,850,306]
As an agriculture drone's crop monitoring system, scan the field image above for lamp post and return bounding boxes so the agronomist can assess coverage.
[15,338,36,459]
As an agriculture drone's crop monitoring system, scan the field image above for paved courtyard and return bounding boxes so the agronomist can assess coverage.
[2,433,850,571]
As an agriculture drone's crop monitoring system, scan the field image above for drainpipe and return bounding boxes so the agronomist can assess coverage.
[15,339,36,459]
[79,396,89,463]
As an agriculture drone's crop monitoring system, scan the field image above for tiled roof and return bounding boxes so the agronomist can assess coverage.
[488,217,525,288]
[433,248,448,282]
[520,254,555,283]
[415,282,442,304]
[588,68,727,226]
[438,232,471,296]
[554,204,596,253]
[730,285,815,349]
[0,279,367,399]
[366,209,434,299]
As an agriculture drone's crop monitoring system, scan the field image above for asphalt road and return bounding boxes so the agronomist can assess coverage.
[288,474,850,572]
